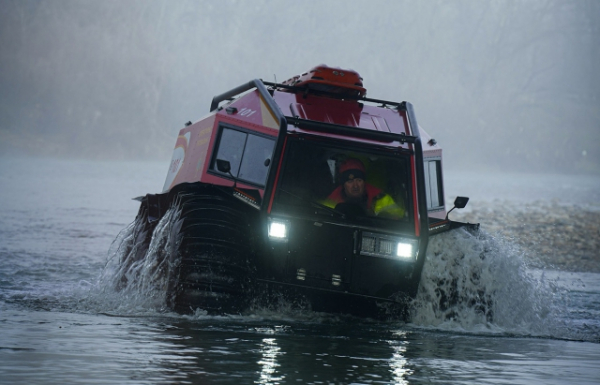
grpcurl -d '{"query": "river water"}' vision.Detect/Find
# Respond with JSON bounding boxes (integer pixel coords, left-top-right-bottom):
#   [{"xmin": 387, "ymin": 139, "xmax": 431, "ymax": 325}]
[{"xmin": 1, "ymin": 158, "xmax": 599, "ymax": 385}]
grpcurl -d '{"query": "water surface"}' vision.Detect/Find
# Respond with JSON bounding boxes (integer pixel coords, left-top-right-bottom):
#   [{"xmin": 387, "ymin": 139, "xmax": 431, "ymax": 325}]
[{"xmin": 1, "ymin": 158, "xmax": 598, "ymax": 384}]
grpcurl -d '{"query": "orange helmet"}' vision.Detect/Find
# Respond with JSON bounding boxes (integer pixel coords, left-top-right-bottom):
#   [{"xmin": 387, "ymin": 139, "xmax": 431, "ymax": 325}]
[{"xmin": 339, "ymin": 158, "xmax": 366, "ymax": 183}]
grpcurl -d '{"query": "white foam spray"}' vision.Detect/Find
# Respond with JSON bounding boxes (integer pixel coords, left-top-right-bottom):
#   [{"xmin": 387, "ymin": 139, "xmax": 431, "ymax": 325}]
[
  {"xmin": 410, "ymin": 228, "xmax": 571, "ymax": 338},
  {"xmin": 90, "ymin": 215, "xmax": 592, "ymax": 341},
  {"xmin": 87, "ymin": 208, "xmax": 180, "ymax": 316}
]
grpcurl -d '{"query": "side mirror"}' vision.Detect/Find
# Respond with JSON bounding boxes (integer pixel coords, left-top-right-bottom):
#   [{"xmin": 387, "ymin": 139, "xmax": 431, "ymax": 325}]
[
  {"xmin": 445, "ymin": 196, "xmax": 469, "ymax": 220},
  {"xmin": 216, "ymin": 159, "xmax": 237, "ymax": 188},
  {"xmin": 453, "ymin": 196, "xmax": 469, "ymax": 209},
  {"xmin": 216, "ymin": 159, "xmax": 231, "ymax": 174}
]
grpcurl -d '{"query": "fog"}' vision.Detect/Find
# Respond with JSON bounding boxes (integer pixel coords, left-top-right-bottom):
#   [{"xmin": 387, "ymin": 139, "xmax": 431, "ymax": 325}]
[{"xmin": 1, "ymin": 0, "xmax": 598, "ymax": 174}]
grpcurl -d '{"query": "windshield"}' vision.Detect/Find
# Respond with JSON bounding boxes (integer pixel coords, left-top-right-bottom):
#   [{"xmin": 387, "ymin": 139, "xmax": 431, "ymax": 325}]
[{"xmin": 272, "ymin": 138, "xmax": 413, "ymax": 231}]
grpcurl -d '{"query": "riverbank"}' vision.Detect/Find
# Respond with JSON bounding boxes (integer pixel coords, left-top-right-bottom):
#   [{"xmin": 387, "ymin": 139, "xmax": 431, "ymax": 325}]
[{"xmin": 455, "ymin": 201, "xmax": 600, "ymax": 273}]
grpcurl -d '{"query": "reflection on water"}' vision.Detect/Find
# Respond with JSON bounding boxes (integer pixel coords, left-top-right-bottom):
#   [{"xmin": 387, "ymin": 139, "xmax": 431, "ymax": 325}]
[
  {"xmin": 388, "ymin": 331, "xmax": 412, "ymax": 384},
  {"xmin": 2, "ymin": 309, "xmax": 600, "ymax": 384},
  {"xmin": 256, "ymin": 338, "xmax": 284, "ymax": 384},
  {"xmin": 250, "ymin": 326, "xmax": 414, "ymax": 384},
  {"xmin": 163, "ymin": 320, "xmax": 418, "ymax": 384}
]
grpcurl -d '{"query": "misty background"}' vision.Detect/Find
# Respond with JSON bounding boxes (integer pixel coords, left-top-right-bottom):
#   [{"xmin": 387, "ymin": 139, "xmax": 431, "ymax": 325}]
[{"xmin": 1, "ymin": 0, "xmax": 598, "ymax": 174}]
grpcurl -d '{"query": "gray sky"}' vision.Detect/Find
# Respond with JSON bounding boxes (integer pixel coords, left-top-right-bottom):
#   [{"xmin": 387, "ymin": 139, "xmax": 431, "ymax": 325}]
[{"xmin": 1, "ymin": 0, "xmax": 598, "ymax": 173}]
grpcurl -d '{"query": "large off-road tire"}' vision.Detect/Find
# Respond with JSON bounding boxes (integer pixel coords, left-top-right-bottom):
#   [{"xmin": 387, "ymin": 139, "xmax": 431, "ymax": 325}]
[{"xmin": 166, "ymin": 186, "xmax": 257, "ymax": 314}]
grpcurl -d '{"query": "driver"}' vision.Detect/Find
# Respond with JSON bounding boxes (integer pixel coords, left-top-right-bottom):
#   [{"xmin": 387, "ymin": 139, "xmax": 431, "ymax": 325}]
[{"xmin": 322, "ymin": 158, "xmax": 405, "ymax": 218}]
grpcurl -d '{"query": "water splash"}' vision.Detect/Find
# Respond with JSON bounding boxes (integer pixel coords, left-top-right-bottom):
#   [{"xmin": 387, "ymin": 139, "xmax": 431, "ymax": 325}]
[
  {"xmin": 87, "ymin": 208, "xmax": 180, "ymax": 315},
  {"xmin": 410, "ymin": 228, "xmax": 580, "ymax": 339},
  {"xmin": 87, "ymin": 213, "xmax": 597, "ymax": 342}
]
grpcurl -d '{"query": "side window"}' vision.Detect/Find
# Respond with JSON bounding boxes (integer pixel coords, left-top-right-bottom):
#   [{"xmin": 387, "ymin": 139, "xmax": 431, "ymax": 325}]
[
  {"xmin": 214, "ymin": 128, "xmax": 246, "ymax": 177},
  {"xmin": 238, "ymin": 134, "xmax": 274, "ymax": 185},
  {"xmin": 211, "ymin": 125, "xmax": 275, "ymax": 187},
  {"xmin": 424, "ymin": 159, "xmax": 444, "ymax": 210}
]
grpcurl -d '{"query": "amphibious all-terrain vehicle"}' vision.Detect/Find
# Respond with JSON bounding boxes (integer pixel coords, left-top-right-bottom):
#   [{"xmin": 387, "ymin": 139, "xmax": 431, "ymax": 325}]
[{"xmin": 118, "ymin": 65, "xmax": 476, "ymax": 317}]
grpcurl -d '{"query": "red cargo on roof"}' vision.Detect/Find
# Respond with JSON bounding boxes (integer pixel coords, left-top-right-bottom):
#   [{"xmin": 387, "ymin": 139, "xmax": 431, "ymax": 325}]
[{"xmin": 281, "ymin": 64, "xmax": 367, "ymax": 97}]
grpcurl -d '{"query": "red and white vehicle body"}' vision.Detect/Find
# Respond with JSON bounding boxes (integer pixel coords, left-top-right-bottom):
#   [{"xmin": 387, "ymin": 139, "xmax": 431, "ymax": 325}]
[{"xmin": 127, "ymin": 65, "xmax": 475, "ymax": 316}]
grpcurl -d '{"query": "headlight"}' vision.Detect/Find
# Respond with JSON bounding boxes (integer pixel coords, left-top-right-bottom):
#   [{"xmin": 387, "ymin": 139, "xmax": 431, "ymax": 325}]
[
  {"xmin": 360, "ymin": 232, "xmax": 418, "ymax": 261},
  {"xmin": 396, "ymin": 241, "xmax": 414, "ymax": 259},
  {"xmin": 268, "ymin": 220, "xmax": 288, "ymax": 241}
]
